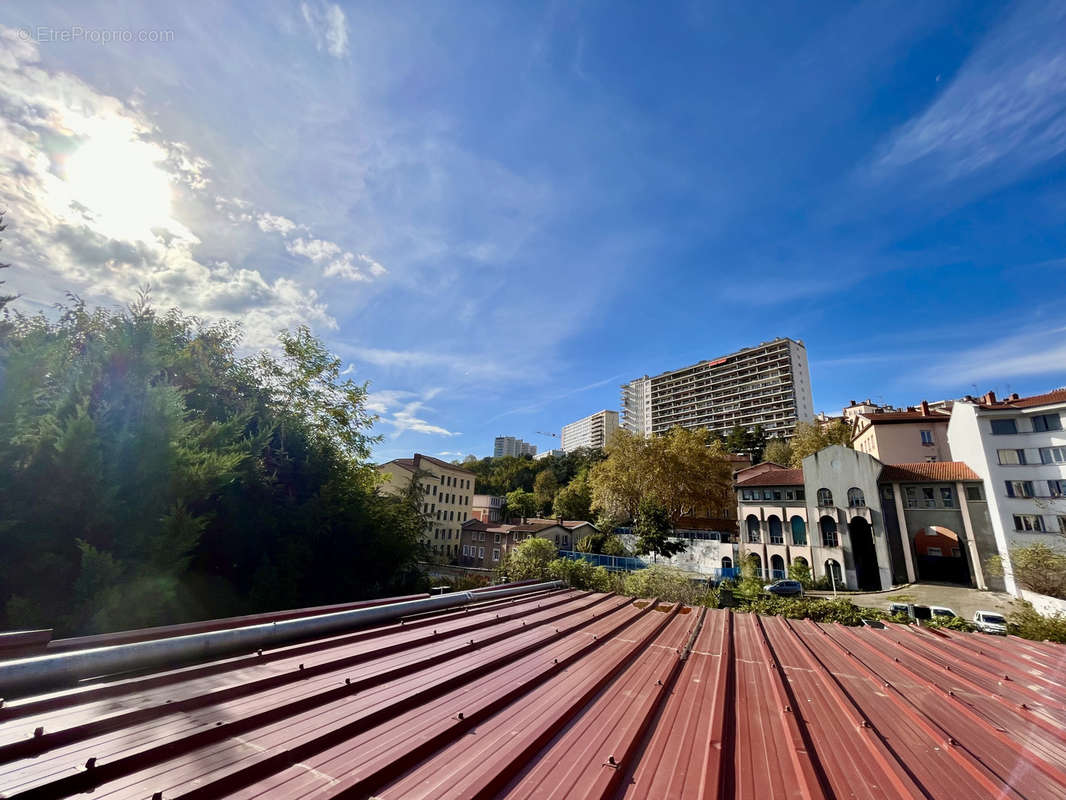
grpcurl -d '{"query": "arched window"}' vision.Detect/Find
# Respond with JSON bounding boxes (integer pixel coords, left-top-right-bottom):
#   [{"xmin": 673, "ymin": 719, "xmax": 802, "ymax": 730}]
[
  {"xmin": 746, "ymin": 514, "xmax": 761, "ymax": 543},
  {"xmin": 768, "ymin": 515, "xmax": 783, "ymax": 544},
  {"xmin": 817, "ymin": 488, "xmax": 834, "ymax": 507},
  {"xmin": 770, "ymin": 554, "xmax": 785, "ymax": 577},
  {"xmin": 820, "ymin": 515, "xmax": 839, "ymax": 547},
  {"xmin": 847, "ymin": 487, "xmax": 866, "ymax": 508},
  {"xmin": 747, "ymin": 553, "xmax": 762, "ymax": 579},
  {"xmin": 793, "ymin": 556, "xmax": 809, "ymax": 568},
  {"xmin": 823, "ymin": 559, "xmax": 843, "ymax": 586},
  {"xmin": 790, "ymin": 516, "xmax": 807, "ymax": 545},
  {"xmin": 721, "ymin": 556, "xmax": 733, "ymax": 570}
]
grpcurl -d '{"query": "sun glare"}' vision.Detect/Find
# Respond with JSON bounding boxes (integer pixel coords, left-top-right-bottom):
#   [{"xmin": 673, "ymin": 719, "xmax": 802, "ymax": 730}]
[{"xmin": 64, "ymin": 127, "xmax": 174, "ymax": 242}]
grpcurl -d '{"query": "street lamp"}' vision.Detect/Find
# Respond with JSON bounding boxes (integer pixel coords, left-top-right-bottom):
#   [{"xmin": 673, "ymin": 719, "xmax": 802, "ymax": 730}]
[{"xmin": 826, "ymin": 559, "xmax": 838, "ymax": 597}]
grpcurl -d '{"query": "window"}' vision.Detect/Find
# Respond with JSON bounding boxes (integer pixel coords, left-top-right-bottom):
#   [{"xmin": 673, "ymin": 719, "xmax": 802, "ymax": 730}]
[
  {"xmin": 462, "ymin": 545, "xmax": 469, "ymax": 556},
  {"xmin": 820, "ymin": 516, "xmax": 838, "ymax": 547},
  {"xmin": 940, "ymin": 487, "xmax": 955, "ymax": 507},
  {"xmin": 847, "ymin": 487, "xmax": 865, "ymax": 508},
  {"xmin": 926, "ymin": 546, "xmax": 942, "ymax": 557},
  {"xmin": 990, "ymin": 419, "xmax": 1017, "ymax": 435},
  {"xmin": 790, "ymin": 516, "xmax": 807, "ymax": 546},
  {"xmin": 965, "ymin": 485, "xmax": 984, "ymax": 502},
  {"xmin": 920, "ymin": 429, "xmax": 934, "ymax": 445},
  {"xmin": 478, "ymin": 547, "xmax": 484, "ymax": 558},
  {"xmin": 746, "ymin": 515, "xmax": 761, "ymax": 543},
  {"xmin": 1059, "ymin": 516, "xmax": 1066, "ymax": 535},
  {"xmin": 1005, "ymin": 480, "xmax": 1035, "ymax": 498},
  {"xmin": 762, "ymin": 489, "xmax": 773, "ymax": 500},
  {"xmin": 796, "ymin": 488, "xmax": 805, "ymax": 501},
  {"xmin": 742, "ymin": 489, "xmax": 753, "ymax": 501},
  {"xmin": 880, "ymin": 485, "xmax": 893, "ymax": 501},
  {"xmin": 768, "ymin": 516, "xmax": 783, "ymax": 544},
  {"xmin": 785, "ymin": 489, "xmax": 795, "ymax": 501},
  {"xmin": 817, "ymin": 488, "xmax": 833, "ymax": 507},
  {"xmin": 1040, "ymin": 446, "xmax": 1066, "ymax": 464},
  {"xmin": 997, "ymin": 449, "xmax": 1026, "ymax": 465},
  {"xmin": 1032, "ymin": 414, "xmax": 1063, "ymax": 432},
  {"xmin": 1013, "ymin": 514, "xmax": 1044, "ymax": 532},
  {"xmin": 772, "ymin": 489, "xmax": 782, "ymax": 501},
  {"xmin": 1049, "ymin": 480, "xmax": 1065, "ymax": 498},
  {"xmin": 492, "ymin": 549, "xmax": 500, "ymax": 561},
  {"xmin": 494, "ymin": 533, "xmax": 501, "ymax": 543}
]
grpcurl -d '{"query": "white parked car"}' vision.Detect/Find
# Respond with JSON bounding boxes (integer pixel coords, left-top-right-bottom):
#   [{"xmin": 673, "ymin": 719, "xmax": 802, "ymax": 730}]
[
  {"xmin": 929, "ymin": 606, "xmax": 957, "ymax": 620},
  {"xmin": 973, "ymin": 610, "xmax": 1008, "ymax": 635}
]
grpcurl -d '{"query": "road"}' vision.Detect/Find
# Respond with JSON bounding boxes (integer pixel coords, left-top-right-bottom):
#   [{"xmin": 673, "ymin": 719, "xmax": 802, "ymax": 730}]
[{"xmin": 808, "ymin": 583, "xmax": 1018, "ymax": 620}]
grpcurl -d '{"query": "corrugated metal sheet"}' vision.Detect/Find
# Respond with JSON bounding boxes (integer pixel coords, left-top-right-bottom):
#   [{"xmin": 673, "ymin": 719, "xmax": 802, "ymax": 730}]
[{"xmin": 1, "ymin": 590, "xmax": 1064, "ymax": 799}]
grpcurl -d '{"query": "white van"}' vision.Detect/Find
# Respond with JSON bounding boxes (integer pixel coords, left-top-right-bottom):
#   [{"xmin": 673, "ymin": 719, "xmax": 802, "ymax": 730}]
[{"xmin": 973, "ymin": 610, "xmax": 1007, "ymax": 635}]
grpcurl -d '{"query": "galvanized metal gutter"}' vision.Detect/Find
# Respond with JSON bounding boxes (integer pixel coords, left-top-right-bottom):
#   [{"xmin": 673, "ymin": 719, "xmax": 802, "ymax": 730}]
[{"xmin": 0, "ymin": 581, "xmax": 562, "ymax": 699}]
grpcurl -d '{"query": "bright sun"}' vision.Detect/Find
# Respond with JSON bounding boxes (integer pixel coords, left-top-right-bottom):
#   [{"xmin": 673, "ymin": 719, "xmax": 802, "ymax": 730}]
[{"xmin": 64, "ymin": 126, "xmax": 174, "ymax": 242}]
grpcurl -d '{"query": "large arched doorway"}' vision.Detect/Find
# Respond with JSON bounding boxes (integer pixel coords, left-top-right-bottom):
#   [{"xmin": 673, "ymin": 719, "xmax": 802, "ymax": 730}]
[
  {"xmin": 770, "ymin": 554, "xmax": 785, "ymax": 579},
  {"xmin": 746, "ymin": 553, "xmax": 762, "ymax": 579},
  {"xmin": 847, "ymin": 517, "xmax": 880, "ymax": 590},
  {"xmin": 790, "ymin": 516, "xmax": 807, "ymax": 545},
  {"xmin": 913, "ymin": 526, "xmax": 970, "ymax": 584}
]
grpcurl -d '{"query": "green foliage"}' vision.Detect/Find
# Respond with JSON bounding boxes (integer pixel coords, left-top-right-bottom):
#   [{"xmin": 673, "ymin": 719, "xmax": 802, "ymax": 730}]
[
  {"xmin": 737, "ymin": 595, "xmax": 887, "ymax": 626},
  {"xmin": 533, "ymin": 468, "xmax": 560, "ymax": 513},
  {"xmin": 505, "ymin": 487, "xmax": 539, "ymax": 519},
  {"xmin": 986, "ymin": 544, "xmax": 1066, "ymax": 599},
  {"xmin": 633, "ymin": 499, "xmax": 685, "ymax": 560},
  {"xmin": 1006, "ymin": 603, "xmax": 1066, "ymax": 643},
  {"xmin": 926, "ymin": 615, "xmax": 973, "ymax": 632},
  {"xmin": 463, "ymin": 448, "xmax": 605, "ymax": 497},
  {"xmin": 503, "ymin": 537, "xmax": 557, "ymax": 581},
  {"xmin": 548, "ymin": 558, "xmax": 611, "ymax": 592},
  {"xmin": 736, "ymin": 554, "xmax": 765, "ymax": 597},
  {"xmin": 787, "ymin": 559, "xmax": 813, "ymax": 587},
  {"xmin": 601, "ymin": 535, "xmax": 631, "ymax": 557},
  {"xmin": 552, "ymin": 474, "xmax": 592, "ymax": 521},
  {"xmin": 0, "ymin": 298, "xmax": 426, "ymax": 635},
  {"xmin": 789, "ymin": 420, "xmax": 853, "ymax": 467},
  {"xmin": 620, "ymin": 564, "xmax": 700, "ymax": 604},
  {"xmin": 763, "ymin": 437, "xmax": 793, "ymax": 466}
]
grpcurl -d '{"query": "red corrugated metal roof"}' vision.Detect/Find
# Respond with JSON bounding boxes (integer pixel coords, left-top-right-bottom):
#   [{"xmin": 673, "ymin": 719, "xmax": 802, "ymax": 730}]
[{"xmin": 1, "ymin": 592, "xmax": 1064, "ymax": 798}]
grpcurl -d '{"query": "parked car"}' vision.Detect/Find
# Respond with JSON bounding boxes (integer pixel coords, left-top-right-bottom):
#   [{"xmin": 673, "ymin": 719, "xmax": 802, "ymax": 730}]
[
  {"xmin": 973, "ymin": 610, "xmax": 1008, "ymax": 635},
  {"xmin": 888, "ymin": 602, "xmax": 910, "ymax": 616},
  {"xmin": 763, "ymin": 580, "xmax": 803, "ymax": 597},
  {"xmin": 930, "ymin": 606, "xmax": 957, "ymax": 620}
]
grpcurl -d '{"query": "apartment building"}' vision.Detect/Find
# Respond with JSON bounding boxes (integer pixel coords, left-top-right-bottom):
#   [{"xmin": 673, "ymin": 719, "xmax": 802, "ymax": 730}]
[
  {"xmin": 560, "ymin": 410, "xmax": 619, "ymax": 452},
  {"xmin": 472, "ymin": 494, "xmax": 505, "ymax": 523},
  {"xmin": 947, "ymin": 388, "xmax": 1066, "ymax": 595},
  {"xmin": 493, "ymin": 436, "xmax": 537, "ymax": 458},
  {"xmin": 851, "ymin": 400, "xmax": 952, "ymax": 463},
  {"xmin": 534, "ymin": 448, "xmax": 565, "ymax": 461},
  {"xmin": 621, "ymin": 338, "xmax": 815, "ymax": 440},
  {"xmin": 376, "ymin": 453, "xmax": 475, "ymax": 558},
  {"xmin": 735, "ymin": 446, "xmax": 995, "ymax": 591},
  {"xmin": 458, "ymin": 518, "xmax": 596, "ymax": 569}
]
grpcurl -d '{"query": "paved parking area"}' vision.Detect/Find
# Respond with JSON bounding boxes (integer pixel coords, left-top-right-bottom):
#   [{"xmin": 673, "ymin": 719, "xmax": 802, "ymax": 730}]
[{"xmin": 809, "ymin": 583, "xmax": 1018, "ymax": 620}]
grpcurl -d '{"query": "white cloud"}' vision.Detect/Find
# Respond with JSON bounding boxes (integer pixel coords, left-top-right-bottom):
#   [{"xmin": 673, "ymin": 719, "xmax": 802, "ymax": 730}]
[
  {"xmin": 0, "ymin": 26, "xmax": 334, "ymax": 348},
  {"xmin": 286, "ymin": 236, "xmax": 385, "ymax": 281},
  {"xmin": 366, "ymin": 388, "xmax": 459, "ymax": 438},
  {"xmin": 300, "ymin": 1, "xmax": 350, "ymax": 58},
  {"xmin": 916, "ymin": 325, "xmax": 1066, "ymax": 387},
  {"xmin": 256, "ymin": 212, "xmax": 298, "ymax": 235},
  {"xmin": 346, "ymin": 345, "xmax": 523, "ymax": 381},
  {"xmin": 872, "ymin": 0, "xmax": 1066, "ymax": 184}
]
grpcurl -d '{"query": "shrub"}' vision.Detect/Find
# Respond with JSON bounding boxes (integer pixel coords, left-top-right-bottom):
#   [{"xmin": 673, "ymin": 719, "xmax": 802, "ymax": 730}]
[
  {"xmin": 503, "ymin": 537, "xmax": 557, "ymax": 581},
  {"xmin": 787, "ymin": 560, "xmax": 813, "ymax": 588},
  {"xmin": 548, "ymin": 557, "xmax": 611, "ymax": 592},
  {"xmin": 1006, "ymin": 603, "xmax": 1066, "ymax": 643},
  {"xmin": 926, "ymin": 615, "xmax": 973, "ymax": 632},
  {"xmin": 620, "ymin": 564, "xmax": 700, "ymax": 604},
  {"xmin": 986, "ymin": 544, "xmax": 1066, "ymax": 599},
  {"xmin": 735, "ymin": 595, "xmax": 887, "ymax": 626}
]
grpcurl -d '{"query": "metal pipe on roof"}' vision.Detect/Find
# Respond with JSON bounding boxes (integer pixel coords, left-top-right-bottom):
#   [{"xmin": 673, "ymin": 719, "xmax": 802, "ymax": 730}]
[{"xmin": 0, "ymin": 581, "xmax": 563, "ymax": 699}]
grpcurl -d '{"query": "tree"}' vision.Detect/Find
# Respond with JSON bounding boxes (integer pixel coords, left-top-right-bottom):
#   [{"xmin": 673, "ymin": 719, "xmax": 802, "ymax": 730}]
[
  {"xmin": 503, "ymin": 537, "xmax": 557, "ymax": 581},
  {"xmin": 533, "ymin": 468, "xmax": 560, "ymax": 513},
  {"xmin": 601, "ymin": 535, "xmax": 631, "ymax": 557},
  {"xmin": 748, "ymin": 424, "xmax": 767, "ymax": 464},
  {"xmin": 589, "ymin": 427, "xmax": 733, "ymax": 523},
  {"xmin": 788, "ymin": 559, "xmax": 813, "ymax": 587},
  {"xmin": 986, "ymin": 544, "xmax": 1066, "ymax": 599},
  {"xmin": 505, "ymin": 487, "xmax": 539, "ymax": 519},
  {"xmin": 633, "ymin": 499, "xmax": 685, "ymax": 561},
  {"xmin": 553, "ymin": 475, "xmax": 592, "ymax": 521},
  {"xmin": 725, "ymin": 426, "xmax": 748, "ymax": 454},
  {"xmin": 824, "ymin": 418, "xmax": 853, "ymax": 446},
  {"xmin": 763, "ymin": 437, "xmax": 793, "ymax": 466}
]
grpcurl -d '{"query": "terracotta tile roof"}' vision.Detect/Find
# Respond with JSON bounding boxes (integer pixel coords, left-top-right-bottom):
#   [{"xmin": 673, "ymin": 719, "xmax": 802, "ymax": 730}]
[
  {"xmin": 879, "ymin": 461, "xmax": 980, "ymax": 482},
  {"xmin": 4, "ymin": 592, "xmax": 1064, "ymax": 799},
  {"xmin": 382, "ymin": 453, "xmax": 475, "ymax": 475},
  {"xmin": 525, "ymin": 518, "xmax": 597, "ymax": 530},
  {"xmin": 735, "ymin": 467, "xmax": 805, "ymax": 487},
  {"xmin": 978, "ymin": 387, "xmax": 1066, "ymax": 410}
]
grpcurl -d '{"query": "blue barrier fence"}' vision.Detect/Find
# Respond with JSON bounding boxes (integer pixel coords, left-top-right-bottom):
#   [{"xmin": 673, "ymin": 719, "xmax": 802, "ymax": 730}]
[{"xmin": 557, "ymin": 552, "xmax": 789, "ymax": 582}]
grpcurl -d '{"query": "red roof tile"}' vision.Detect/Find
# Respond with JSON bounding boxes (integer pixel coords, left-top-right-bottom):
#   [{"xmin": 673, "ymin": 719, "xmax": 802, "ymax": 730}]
[
  {"xmin": 736, "ymin": 467, "xmax": 805, "ymax": 486},
  {"xmin": 2, "ymin": 592, "xmax": 1064, "ymax": 799},
  {"xmin": 858, "ymin": 409, "xmax": 951, "ymax": 423},
  {"xmin": 384, "ymin": 453, "xmax": 476, "ymax": 475},
  {"xmin": 879, "ymin": 461, "xmax": 980, "ymax": 482},
  {"xmin": 978, "ymin": 387, "xmax": 1066, "ymax": 410}
]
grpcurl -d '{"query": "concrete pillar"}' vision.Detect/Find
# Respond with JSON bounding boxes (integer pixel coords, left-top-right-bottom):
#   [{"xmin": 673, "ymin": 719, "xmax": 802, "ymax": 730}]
[
  {"xmin": 957, "ymin": 481, "xmax": 987, "ymax": 590},
  {"xmin": 892, "ymin": 482, "xmax": 917, "ymax": 583}
]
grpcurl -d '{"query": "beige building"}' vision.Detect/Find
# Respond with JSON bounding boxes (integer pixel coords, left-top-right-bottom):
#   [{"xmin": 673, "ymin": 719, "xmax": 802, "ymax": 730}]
[
  {"xmin": 377, "ymin": 453, "xmax": 475, "ymax": 558},
  {"xmin": 851, "ymin": 401, "xmax": 952, "ymax": 463},
  {"xmin": 459, "ymin": 518, "xmax": 597, "ymax": 569}
]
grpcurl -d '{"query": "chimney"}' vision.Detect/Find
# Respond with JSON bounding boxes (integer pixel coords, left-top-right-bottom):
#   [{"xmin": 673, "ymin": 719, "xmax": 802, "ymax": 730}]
[
  {"xmin": 985, "ymin": 391, "xmax": 996, "ymax": 405},
  {"xmin": 921, "ymin": 400, "xmax": 929, "ymax": 416},
  {"xmin": 1010, "ymin": 392, "xmax": 1019, "ymax": 401},
  {"xmin": 557, "ymin": 516, "xmax": 563, "ymax": 525}
]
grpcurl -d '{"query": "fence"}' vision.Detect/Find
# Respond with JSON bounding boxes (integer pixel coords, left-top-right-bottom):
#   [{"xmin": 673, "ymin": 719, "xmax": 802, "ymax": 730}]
[{"xmin": 556, "ymin": 553, "xmax": 788, "ymax": 584}]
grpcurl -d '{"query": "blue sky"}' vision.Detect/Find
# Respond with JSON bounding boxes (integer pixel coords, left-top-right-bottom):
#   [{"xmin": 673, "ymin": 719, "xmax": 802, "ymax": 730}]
[{"xmin": 2, "ymin": 1, "xmax": 1065, "ymax": 463}]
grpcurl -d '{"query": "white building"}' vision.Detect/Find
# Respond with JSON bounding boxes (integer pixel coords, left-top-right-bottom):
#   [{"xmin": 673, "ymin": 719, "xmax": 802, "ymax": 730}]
[
  {"xmin": 621, "ymin": 337, "xmax": 815, "ymax": 440},
  {"xmin": 533, "ymin": 448, "xmax": 565, "ymax": 461},
  {"xmin": 560, "ymin": 410, "xmax": 619, "ymax": 452},
  {"xmin": 947, "ymin": 388, "xmax": 1066, "ymax": 595},
  {"xmin": 493, "ymin": 436, "xmax": 537, "ymax": 458}
]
